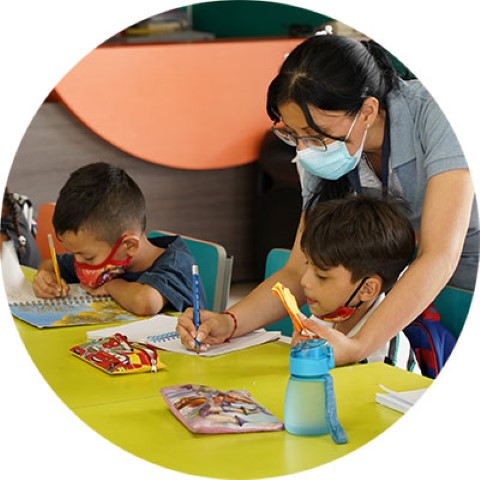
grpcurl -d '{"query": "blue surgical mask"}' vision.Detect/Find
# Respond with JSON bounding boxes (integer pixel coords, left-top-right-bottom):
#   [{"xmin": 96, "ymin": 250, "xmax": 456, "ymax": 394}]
[{"xmin": 297, "ymin": 114, "xmax": 367, "ymax": 180}]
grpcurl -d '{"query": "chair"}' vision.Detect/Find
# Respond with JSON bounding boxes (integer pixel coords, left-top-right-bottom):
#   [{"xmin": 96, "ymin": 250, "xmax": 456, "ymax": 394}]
[
  {"xmin": 148, "ymin": 230, "xmax": 233, "ymax": 313},
  {"xmin": 35, "ymin": 203, "xmax": 67, "ymax": 260},
  {"xmin": 264, "ymin": 248, "xmax": 310, "ymax": 336},
  {"xmin": 432, "ymin": 285, "xmax": 473, "ymax": 338}
]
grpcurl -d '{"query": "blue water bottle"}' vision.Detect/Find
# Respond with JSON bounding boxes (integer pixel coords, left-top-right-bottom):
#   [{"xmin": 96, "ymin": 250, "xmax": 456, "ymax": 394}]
[{"xmin": 284, "ymin": 339, "xmax": 347, "ymax": 444}]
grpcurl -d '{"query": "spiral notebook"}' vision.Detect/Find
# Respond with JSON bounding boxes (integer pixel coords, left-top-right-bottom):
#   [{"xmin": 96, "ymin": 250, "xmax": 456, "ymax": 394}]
[
  {"xmin": 9, "ymin": 290, "xmax": 145, "ymax": 329},
  {"xmin": 3, "ymin": 242, "xmax": 145, "ymax": 329},
  {"xmin": 87, "ymin": 314, "xmax": 282, "ymax": 357}
]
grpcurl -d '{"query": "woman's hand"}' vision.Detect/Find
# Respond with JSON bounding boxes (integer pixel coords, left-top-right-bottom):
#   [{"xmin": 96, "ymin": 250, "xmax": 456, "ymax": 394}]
[{"xmin": 176, "ymin": 308, "xmax": 235, "ymax": 351}]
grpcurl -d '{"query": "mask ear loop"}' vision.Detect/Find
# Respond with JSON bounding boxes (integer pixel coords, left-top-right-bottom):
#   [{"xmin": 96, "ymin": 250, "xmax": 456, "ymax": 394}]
[
  {"xmin": 345, "ymin": 276, "xmax": 369, "ymax": 308},
  {"xmin": 344, "ymin": 112, "xmax": 360, "ymax": 142}
]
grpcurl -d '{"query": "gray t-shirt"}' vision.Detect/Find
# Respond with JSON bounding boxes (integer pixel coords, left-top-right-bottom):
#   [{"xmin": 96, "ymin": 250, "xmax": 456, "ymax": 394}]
[{"xmin": 296, "ymin": 79, "xmax": 478, "ymax": 290}]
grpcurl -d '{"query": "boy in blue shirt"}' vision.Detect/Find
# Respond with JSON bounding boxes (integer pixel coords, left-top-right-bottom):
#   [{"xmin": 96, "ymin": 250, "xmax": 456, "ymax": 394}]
[{"xmin": 32, "ymin": 162, "xmax": 205, "ymax": 315}]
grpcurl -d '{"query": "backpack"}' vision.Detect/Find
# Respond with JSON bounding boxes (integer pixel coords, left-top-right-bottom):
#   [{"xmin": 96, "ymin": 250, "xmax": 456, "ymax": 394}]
[
  {"xmin": 403, "ymin": 304, "xmax": 457, "ymax": 379},
  {"xmin": 12, "ymin": 192, "xmax": 37, "ymax": 238}
]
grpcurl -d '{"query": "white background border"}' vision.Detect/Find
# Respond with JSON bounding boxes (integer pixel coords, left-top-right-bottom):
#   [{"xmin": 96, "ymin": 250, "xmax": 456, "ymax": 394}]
[{"xmin": 1, "ymin": 1, "xmax": 478, "ymax": 479}]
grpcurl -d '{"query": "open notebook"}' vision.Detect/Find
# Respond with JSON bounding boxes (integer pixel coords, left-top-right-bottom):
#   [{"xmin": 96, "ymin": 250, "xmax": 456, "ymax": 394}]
[
  {"xmin": 3, "ymin": 240, "xmax": 145, "ymax": 328},
  {"xmin": 87, "ymin": 314, "xmax": 282, "ymax": 357}
]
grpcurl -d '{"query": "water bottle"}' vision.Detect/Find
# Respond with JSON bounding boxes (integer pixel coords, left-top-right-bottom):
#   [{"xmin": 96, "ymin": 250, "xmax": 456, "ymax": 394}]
[{"xmin": 284, "ymin": 339, "xmax": 347, "ymax": 444}]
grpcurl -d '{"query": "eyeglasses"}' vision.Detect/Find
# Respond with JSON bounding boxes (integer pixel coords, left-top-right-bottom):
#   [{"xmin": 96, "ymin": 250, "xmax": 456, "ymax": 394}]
[{"xmin": 271, "ymin": 124, "xmax": 328, "ymax": 151}]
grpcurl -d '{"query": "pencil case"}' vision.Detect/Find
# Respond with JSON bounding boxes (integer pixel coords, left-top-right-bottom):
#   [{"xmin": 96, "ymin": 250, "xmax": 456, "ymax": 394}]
[
  {"xmin": 160, "ymin": 384, "xmax": 284, "ymax": 434},
  {"xmin": 70, "ymin": 333, "xmax": 165, "ymax": 374}
]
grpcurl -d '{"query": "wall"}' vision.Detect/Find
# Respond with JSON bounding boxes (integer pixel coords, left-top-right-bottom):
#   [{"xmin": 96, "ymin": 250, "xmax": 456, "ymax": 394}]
[
  {"xmin": 7, "ymin": 103, "xmax": 259, "ymax": 281},
  {"xmin": 192, "ymin": 0, "xmax": 331, "ymax": 38}
]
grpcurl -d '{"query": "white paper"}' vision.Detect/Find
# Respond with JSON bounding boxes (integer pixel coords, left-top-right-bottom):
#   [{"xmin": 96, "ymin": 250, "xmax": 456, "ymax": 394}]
[
  {"xmin": 1, "ymin": 240, "xmax": 36, "ymax": 302},
  {"xmin": 1, "ymin": 245, "xmax": 103, "ymax": 306},
  {"xmin": 87, "ymin": 314, "xmax": 281, "ymax": 357},
  {"xmin": 375, "ymin": 385, "xmax": 428, "ymax": 414}
]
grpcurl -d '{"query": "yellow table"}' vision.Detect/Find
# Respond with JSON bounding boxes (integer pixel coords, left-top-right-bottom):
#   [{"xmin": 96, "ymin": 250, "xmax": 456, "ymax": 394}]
[{"xmin": 14, "ymin": 316, "xmax": 432, "ymax": 479}]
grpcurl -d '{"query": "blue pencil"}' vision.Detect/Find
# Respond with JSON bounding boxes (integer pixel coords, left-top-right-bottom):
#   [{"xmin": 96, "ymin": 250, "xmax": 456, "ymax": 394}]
[{"xmin": 192, "ymin": 264, "xmax": 201, "ymax": 352}]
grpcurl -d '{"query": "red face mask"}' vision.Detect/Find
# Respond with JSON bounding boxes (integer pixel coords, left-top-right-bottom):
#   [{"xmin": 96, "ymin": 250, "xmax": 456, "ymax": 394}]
[
  {"xmin": 320, "ymin": 277, "xmax": 368, "ymax": 323},
  {"xmin": 74, "ymin": 236, "xmax": 132, "ymax": 288}
]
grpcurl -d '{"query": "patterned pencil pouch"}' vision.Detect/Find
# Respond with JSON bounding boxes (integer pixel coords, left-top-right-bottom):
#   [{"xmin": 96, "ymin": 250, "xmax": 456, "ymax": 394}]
[
  {"xmin": 160, "ymin": 384, "xmax": 284, "ymax": 434},
  {"xmin": 70, "ymin": 333, "xmax": 165, "ymax": 374}
]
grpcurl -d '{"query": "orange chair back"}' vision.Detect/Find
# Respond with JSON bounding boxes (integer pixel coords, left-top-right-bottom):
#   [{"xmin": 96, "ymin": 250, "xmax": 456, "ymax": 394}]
[{"xmin": 36, "ymin": 203, "xmax": 66, "ymax": 260}]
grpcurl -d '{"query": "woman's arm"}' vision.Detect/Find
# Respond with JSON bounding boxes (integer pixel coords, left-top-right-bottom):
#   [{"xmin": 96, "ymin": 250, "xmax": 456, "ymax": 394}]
[
  {"xmin": 177, "ymin": 213, "xmax": 308, "ymax": 348},
  {"xmin": 230, "ymin": 211, "xmax": 308, "ymax": 335},
  {"xmin": 317, "ymin": 169, "xmax": 475, "ymax": 365}
]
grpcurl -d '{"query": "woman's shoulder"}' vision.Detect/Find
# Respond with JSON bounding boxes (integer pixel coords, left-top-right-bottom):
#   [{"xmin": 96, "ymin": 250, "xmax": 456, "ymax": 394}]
[
  {"xmin": 389, "ymin": 79, "xmax": 453, "ymax": 136},
  {"xmin": 390, "ymin": 79, "xmax": 433, "ymax": 108}
]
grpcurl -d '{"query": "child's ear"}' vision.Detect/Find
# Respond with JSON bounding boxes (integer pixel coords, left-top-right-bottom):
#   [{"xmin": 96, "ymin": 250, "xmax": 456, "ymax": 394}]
[
  {"xmin": 359, "ymin": 276, "xmax": 382, "ymax": 301},
  {"xmin": 122, "ymin": 234, "xmax": 140, "ymax": 257}
]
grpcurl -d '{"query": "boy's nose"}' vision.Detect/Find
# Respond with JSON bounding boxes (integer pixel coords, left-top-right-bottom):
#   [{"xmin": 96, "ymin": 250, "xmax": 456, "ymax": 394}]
[{"xmin": 300, "ymin": 270, "xmax": 309, "ymax": 290}]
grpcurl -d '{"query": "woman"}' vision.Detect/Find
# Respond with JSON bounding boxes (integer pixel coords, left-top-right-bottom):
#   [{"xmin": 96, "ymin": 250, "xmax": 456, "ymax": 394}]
[{"xmin": 177, "ymin": 33, "xmax": 478, "ymax": 366}]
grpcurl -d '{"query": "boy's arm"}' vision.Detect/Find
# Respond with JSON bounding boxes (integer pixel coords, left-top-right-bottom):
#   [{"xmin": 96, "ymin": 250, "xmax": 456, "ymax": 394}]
[{"xmin": 86, "ymin": 278, "xmax": 167, "ymax": 316}]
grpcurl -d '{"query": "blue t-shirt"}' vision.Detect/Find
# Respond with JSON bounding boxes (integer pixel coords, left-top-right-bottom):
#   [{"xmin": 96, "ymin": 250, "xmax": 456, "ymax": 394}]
[{"xmin": 56, "ymin": 235, "xmax": 206, "ymax": 312}]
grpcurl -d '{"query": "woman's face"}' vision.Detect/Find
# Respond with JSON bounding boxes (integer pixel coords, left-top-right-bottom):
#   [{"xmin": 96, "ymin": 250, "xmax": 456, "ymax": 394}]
[{"xmin": 277, "ymin": 101, "xmax": 367, "ymax": 155}]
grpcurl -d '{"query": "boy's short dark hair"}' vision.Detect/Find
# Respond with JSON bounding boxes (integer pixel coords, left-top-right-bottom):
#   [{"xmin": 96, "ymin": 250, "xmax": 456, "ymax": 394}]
[
  {"xmin": 53, "ymin": 162, "xmax": 146, "ymax": 244},
  {"xmin": 301, "ymin": 195, "xmax": 416, "ymax": 292}
]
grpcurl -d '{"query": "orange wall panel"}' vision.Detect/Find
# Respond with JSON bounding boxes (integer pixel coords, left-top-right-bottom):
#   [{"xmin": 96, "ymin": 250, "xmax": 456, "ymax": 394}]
[{"xmin": 54, "ymin": 39, "xmax": 302, "ymax": 170}]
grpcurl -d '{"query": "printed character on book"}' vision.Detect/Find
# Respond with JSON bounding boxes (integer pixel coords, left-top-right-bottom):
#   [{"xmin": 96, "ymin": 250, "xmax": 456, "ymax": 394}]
[{"xmin": 169, "ymin": 385, "xmax": 278, "ymax": 428}]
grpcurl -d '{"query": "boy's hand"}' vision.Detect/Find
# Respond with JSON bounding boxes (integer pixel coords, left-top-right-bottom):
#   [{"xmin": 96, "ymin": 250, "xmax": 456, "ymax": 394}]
[
  {"xmin": 291, "ymin": 328, "xmax": 318, "ymax": 347},
  {"xmin": 32, "ymin": 269, "xmax": 68, "ymax": 298},
  {"xmin": 299, "ymin": 317, "xmax": 363, "ymax": 366}
]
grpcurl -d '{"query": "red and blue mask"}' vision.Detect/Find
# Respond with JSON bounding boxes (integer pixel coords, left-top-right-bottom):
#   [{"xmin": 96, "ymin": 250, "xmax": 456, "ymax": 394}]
[{"xmin": 74, "ymin": 236, "xmax": 132, "ymax": 288}]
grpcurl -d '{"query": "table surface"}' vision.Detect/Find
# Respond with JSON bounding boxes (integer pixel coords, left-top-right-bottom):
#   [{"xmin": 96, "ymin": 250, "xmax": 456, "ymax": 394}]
[{"xmin": 14, "ymin": 316, "xmax": 432, "ymax": 479}]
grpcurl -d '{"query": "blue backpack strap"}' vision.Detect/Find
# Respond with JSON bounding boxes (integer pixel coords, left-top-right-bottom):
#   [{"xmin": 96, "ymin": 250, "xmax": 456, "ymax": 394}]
[{"xmin": 324, "ymin": 373, "xmax": 348, "ymax": 444}]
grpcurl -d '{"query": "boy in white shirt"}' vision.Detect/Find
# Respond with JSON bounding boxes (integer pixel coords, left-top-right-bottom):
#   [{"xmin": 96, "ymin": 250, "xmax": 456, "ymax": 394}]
[{"xmin": 293, "ymin": 194, "xmax": 419, "ymax": 372}]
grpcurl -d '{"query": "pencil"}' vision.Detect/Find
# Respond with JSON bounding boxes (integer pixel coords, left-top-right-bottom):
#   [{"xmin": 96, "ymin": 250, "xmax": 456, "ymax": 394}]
[
  {"xmin": 192, "ymin": 264, "xmax": 201, "ymax": 352},
  {"xmin": 48, "ymin": 233, "xmax": 62, "ymax": 286}
]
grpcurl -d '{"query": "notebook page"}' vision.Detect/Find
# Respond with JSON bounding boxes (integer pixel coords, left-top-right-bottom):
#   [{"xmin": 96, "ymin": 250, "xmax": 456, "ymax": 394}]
[
  {"xmin": 375, "ymin": 387, "xmax": 428, "ymax": 414},
  {"xmin": 87, "ymin": 314, "xmax": 178, "ymax": 340},
  {"xmin": 1, "ymin": 240, "xmax": 36, "ymax": 303},
  {"xmin": 87, "ymin": 315, "xmax": 281, "ymax": 357},
  {"xmin": 2, "ymin": 240, "xmax": 109, "ymax": 306},
  {"xmin": 146, "ymin": 329, "xmax": 281, "ymax": 356}
]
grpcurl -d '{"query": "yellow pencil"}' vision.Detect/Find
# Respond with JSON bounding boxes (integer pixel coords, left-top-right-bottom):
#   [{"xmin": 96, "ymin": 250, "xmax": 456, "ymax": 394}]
[{"xmin": 48, "ymin": 233, "xmax": 62, "ymax": 286}]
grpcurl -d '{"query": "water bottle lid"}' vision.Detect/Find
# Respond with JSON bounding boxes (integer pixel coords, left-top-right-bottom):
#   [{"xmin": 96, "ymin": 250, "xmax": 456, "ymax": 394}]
[{"xmin": 290, "ymin": 338, "xmax": 334, "ymax": 377}]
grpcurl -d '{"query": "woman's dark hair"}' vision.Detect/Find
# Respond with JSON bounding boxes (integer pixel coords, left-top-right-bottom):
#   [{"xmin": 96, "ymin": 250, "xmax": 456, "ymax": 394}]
[
  {"xmin": 301, "ymin": 194, "xmax": 415, "ymax": 292},
  {"xmin": 266, "ymin": 35, "xmax": 401, "ymax": 204}
]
